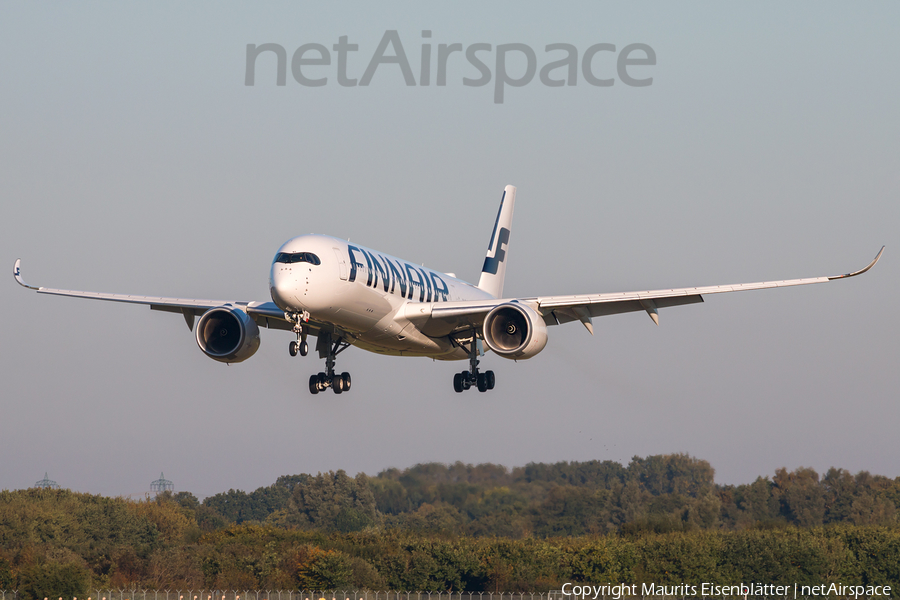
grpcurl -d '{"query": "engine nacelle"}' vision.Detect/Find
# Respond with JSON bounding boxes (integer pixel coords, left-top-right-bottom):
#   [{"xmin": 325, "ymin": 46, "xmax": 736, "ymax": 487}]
[
  {"xmin": 195, "ymin": 306, "xmax": 261, "ymax": 363},
  {"xmin": 482, "ymin": 303, "xmax": 548, "ymax": 360}
]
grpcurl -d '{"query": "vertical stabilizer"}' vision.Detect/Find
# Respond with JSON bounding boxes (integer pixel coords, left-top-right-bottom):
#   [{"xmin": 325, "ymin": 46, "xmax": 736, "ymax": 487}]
[{"xmin": 477, "ymin": 185, "xmax": 516, "ymax": 298}]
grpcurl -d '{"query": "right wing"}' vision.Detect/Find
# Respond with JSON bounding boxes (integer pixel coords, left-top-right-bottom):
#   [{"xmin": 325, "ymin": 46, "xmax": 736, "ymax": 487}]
[{"xmin": 13, "ymin": 259, "xmax": 302, "ymax": 332}]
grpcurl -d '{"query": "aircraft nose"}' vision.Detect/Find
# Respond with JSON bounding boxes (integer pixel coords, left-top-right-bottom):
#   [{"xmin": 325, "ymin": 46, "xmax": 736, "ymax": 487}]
[{"xmin": 270, "ymin": 267, "xmax": 296, "ymax": 310}]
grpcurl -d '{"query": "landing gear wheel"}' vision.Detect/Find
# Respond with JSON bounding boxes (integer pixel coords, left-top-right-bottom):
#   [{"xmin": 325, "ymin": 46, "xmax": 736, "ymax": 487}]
[
  {"xmin": 310, "ymin": 332, "xmax": 351, "ymax": 395},
  {"xmin": 289, "ymin": 341, "xmax": 299, "ymax": 357},
  {"xmin": 453, "ymin": 372, "xmax": 464, "ymax": 393},
  {"xmin": 451, "ymin": 335, "xmax": 496, "ymax": 393},
  {"xmin": 477, "ymin": 373, "xmax": 488, "ymax": 392},
  {"xmin": 308, "ymin": 374, "xmax": 319, "ymax": 394},
  {"xmin": 299, "ymin": 340, "xmax": 308, "ymax": 356}
]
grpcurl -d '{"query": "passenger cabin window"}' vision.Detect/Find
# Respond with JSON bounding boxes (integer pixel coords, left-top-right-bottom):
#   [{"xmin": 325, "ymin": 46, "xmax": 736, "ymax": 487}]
[{"xmin": 275, "ymin": 252, "xmax": 321, "ymax": 265}]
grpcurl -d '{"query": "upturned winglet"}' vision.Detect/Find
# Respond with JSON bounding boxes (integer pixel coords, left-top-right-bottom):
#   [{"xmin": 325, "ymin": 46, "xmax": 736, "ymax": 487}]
[
  {"xmin": 13, "ymin": 259, "xmax": 40, "ymax": 290},
  {"xmin": 827, "ymin": 246, "xmax": 885, "ymax": 280}
]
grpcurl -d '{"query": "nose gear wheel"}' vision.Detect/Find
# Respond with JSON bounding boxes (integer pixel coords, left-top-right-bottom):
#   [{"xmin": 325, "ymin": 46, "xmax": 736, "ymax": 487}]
[{"xmin": 286, "ymin": 311, "xmax": 310, "ymax": 357}]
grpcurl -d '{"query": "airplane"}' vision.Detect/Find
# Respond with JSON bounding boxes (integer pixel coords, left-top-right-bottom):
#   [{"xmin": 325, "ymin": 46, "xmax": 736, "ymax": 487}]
[{"xmin": 14, "ymin": 185, "xmax": 883, "ymax": 395}]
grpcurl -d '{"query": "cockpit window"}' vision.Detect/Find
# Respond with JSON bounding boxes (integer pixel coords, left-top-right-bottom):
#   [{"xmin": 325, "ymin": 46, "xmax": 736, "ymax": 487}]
[{"xmin": 275, "ymin": 252, "xmax": 321, "ymax": 265}]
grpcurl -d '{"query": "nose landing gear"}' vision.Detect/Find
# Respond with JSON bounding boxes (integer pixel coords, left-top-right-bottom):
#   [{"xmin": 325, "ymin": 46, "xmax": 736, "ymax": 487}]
[
  {"xmin": 452, "ymin": 335, "xmax": 496, "ymax": 393},
  {"xmin": 287, "ymin": 311, "xmax": 310, "ymax": 357},
  {"xmin": 308, "ymin": 332, "xmax": 352, "ymax": 395}
]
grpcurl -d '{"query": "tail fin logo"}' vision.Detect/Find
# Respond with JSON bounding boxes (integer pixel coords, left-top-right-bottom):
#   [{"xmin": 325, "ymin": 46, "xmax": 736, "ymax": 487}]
[
  {"xmin": 482, "ymin": 190, "xmax": 509, "ymax": 275},
  {"xmin": 482, "ymin": 227, "xmax": 509, "ymax": 275}
]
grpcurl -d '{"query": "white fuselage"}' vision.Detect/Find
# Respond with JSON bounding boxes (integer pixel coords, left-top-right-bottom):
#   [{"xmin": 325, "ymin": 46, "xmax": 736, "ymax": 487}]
[{"xmin": 269, "ymin": 234, "xmax": 494, "ymax": 359}]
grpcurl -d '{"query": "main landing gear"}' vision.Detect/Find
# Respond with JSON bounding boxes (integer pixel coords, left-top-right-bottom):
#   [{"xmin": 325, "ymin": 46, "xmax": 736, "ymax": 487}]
[
  {"xmin": 453, "ymin": 336, "xmax": 496, "ymax": 393},
  {"xmin": 308, "ymin": 331, "xmax": 352, "ymax": 395}
]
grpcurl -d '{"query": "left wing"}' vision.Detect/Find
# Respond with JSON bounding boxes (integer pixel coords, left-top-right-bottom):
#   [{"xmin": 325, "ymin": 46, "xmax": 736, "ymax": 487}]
[
  {"xmin": 408, "ymin": 247, "xmax": 884, "ymax": 336},
  {"xmin": 13, "ymin": 259, "xmax": 295, "ymax": 332}
]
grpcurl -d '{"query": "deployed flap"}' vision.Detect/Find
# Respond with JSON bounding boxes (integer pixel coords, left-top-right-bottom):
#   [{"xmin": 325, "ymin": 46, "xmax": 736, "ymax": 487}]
[{"xmin": 477, "ymin": 185, "xmax": 516, "ymax": 298}]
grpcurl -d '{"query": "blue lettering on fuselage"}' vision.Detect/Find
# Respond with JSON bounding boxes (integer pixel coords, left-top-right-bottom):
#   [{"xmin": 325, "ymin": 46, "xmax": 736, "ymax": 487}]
[
  {"xmin": 387, "ymin": 258, "xmax": 407, "ymax": 297},
  {"xmin": 430, "ymin": 272, "xmax": 450, "ymax": 300},
  {"xmin": 347, "ymin": 245, "xmax": 365, "ymax": 283},
  {"xmin": 405, "ymin": 264, "xmax": 425, "ymax": 302},
  {"xmin": 346, "ymin": 245, "xmax": 448, "ymax": 302},
  {"xmin": 361, "ymin": 248, "xmax": 374, "ymax": 287},
  {"xmin": 369, "ymin": 251, "xmax": 390, "ymax": 293},
  {"xmin": 421, "ymin": 267, "xmax": 433, "ymax": 302}
]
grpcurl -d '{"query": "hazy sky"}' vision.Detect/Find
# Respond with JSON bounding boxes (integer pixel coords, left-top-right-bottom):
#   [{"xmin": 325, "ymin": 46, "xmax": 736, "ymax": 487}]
[{"xmin": 2, "ymin": 2, "xmax": 898, "ymax": 498}]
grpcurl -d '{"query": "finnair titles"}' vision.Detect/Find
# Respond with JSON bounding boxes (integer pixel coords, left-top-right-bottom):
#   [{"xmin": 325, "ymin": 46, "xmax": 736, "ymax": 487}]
[
  {"xmin": 347, "ymin": 245, "xmax": 451, "ymax": 303},
  {"xmin": 15, "ymin": 185, "xmax": 883, "ymax": 395}
]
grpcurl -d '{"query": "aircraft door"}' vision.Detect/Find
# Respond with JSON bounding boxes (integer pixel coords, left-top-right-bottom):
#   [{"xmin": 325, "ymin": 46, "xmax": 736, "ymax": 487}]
[{"xmin": 333, "ymin": 247, "xmax": 349, "ymax": 280}]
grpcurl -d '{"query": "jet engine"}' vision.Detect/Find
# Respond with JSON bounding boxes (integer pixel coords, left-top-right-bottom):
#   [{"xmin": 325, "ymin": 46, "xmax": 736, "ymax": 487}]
[
  {"xmin": 482, "ymin": 303, "xmax": 548, "ymax": 360},
  {"xmin": 195, "ymin": 306, "xmax": 261, "ymax": 363}
]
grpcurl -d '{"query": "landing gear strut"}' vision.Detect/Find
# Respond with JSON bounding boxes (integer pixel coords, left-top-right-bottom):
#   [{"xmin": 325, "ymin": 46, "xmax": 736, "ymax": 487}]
[
  {"xmin": 286, "ymin": 311, "xmax": 310, "ymax": 357},
  {"xmin": 308, "ymin": 332, "xmax": 351, "ymax": 395},
  {"xmin": 453, "ymin": 335, "xmax": 495, "ymax": 393}
]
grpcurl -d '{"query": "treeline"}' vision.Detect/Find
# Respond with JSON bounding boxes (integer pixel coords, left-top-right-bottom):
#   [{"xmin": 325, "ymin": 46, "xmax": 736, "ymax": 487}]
[
  {"xmin": 200, "ymin": 455, "xmax": 900, "ymax": 535},
  {"xmin": 1, "ymin": 455, "xmax": 899, "ymax": 597}
]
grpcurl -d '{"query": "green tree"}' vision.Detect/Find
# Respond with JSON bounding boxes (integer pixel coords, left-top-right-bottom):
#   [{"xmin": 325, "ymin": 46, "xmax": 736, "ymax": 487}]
[
  {"xmin": 0, "ymin": 555, "xmax": 12, "ymax": 589},
  {"xmin": 773, "ymin": 467, "xmax": 826, "ymax": 527},
  {"xmin": 628, "ymin": 454, "xmax": 716, "ymax": 497},
  {"xmin": 733, "ymin": 476, "xmax": 782, "ymax": 525},
  {"xmin": 293, "ymin": 545, "xmax": 354, "ymax": 589},
  {"xmin": 370, "ymin": 477, "xmax": 411, "ymax": 515},
  {"xmin": 281, "ymin": 470, "xmax": 378, "ymax": 531},
  {"xmin": 18, "ymin": 560, "xmax": 91, "ymax": 600},
  {"xmin": 533, "ymin": 486, "xmax": 612, "ymax": 536}
]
